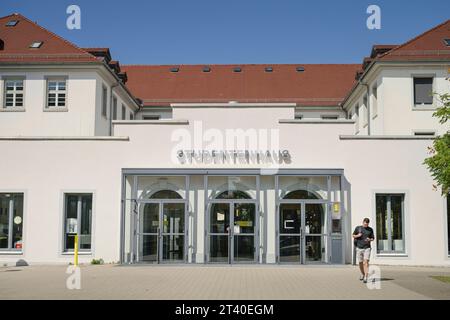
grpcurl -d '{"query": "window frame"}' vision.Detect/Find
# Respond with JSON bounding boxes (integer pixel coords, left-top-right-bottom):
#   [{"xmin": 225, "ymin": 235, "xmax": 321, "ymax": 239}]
[
  {"xmin": 62, "ymin": 193, "xmax": 94, "ymax": 254},
  {"xmin": 112, "ymin": 96, "xmax": 118, "ymax": 120},
  {"xmin": 121, "ymin": 105, "xmax": 126, "ymax": 120},
  {"xmin": 1, "ymin": 76, "xmax": 25, "ymax": 111},
  {"xmin": 412, "ymin": 75, "xmax": 435, "ymax": 110},
  {"xmin": 101, "ymin": 85, "xmax": 108, "ymax": 118},
  {"xmin": 0, "ymin": 193, "xmax": 25, "ymax": 253},
  {"xmin": 374, "ymin": 193, "xmax": 407, "ymax": 255},
  {"xmin": 44, "ymin": 76, "xmax": 68, "ymax": 111},
  {"xmin": 371, "ymin": 84, "xmax": 378, "ymax": 119}
]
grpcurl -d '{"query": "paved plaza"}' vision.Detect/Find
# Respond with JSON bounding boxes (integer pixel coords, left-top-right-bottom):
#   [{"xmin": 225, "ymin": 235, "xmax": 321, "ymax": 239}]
[{"xmin": 0, "ymin": 264, "xmax": 449, "ymax": 300}]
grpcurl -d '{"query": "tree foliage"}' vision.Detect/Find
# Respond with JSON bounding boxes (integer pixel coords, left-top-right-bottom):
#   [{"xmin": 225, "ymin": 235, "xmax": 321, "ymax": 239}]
[{"xmin": 424, "ymin": 87, "xmax": 450, "ymax": 195}]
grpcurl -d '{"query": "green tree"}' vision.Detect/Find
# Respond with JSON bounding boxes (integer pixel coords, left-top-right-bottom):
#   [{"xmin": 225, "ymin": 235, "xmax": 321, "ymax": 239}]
[{"xmin": 424, "ymin": 88, "xmax": 450, "ymax": 195}]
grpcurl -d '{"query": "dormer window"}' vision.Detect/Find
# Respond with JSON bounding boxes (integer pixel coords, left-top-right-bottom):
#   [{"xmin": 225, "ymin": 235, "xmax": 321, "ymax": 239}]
[
  {"xmin": 29, "ymin": 41, "xmax": 43, "ymax": 49},
  {"xmin": 5, "ymin": 20, "xmax": 19, "ymax": 27},
  {"xmin": 444, "ymin": 39, "xmax": 450, "ymax": 47}
]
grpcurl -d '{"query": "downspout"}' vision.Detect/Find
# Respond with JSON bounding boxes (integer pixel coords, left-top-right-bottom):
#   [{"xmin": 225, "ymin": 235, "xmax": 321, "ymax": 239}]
[
  {"xmin": 359, "ymin": 81, "xmax": 371, "ymax": 136},
  {"xmin": 109, "ymin": 82, "xmax": 120, "ymax": 136}
]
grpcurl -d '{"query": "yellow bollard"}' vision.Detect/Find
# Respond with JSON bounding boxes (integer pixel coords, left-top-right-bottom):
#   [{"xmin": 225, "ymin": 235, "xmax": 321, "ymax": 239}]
[{"xmin": 74, "ymin": 235, "xmax": 79, "ymax": 267}]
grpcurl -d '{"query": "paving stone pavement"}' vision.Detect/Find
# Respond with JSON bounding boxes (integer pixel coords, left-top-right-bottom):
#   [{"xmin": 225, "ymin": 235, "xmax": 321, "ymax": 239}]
[{"xmin": 0, "ymin": 264, "xmax": 449, "ymax": 300}]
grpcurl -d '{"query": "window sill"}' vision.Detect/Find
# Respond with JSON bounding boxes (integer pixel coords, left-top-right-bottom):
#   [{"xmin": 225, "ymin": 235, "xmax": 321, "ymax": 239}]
[
  {"xmin": 0, "ymin": 107, "xmax": 26, "ymax": 112},
  {"xmin": 413, "ymin": 105, "xmax": 437, "ymax": 111},
  {"xmin": 61, "ymin": 252, "xmax": 92, "ymax": 256},
  {"xmin": 0, "ymin": 251, "xmax": 23, "ymax": 255},
  {"xmin": 44, "ymin": 107, "xmax": 68, "ymax": 112}
]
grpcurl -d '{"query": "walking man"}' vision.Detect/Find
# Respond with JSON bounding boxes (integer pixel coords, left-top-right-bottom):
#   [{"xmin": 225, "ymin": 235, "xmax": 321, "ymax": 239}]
[{"xmin": 353, "ymin": 218, "xmax": 375, "ymax": 283}]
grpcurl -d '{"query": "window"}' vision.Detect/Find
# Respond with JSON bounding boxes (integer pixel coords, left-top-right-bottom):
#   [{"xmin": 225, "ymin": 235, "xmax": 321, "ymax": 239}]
[
  {"xmin": 414, "ymin": 131, "xmax": 435, "ymax": 137},
  {"xmin": 63, "ymin": 194, "xmax": 93, "ymax": 252},
  {"xmin": 29, "ymin": 41, "xmax": 43, "ymax": 48},
  {"xmin": 5, "ymin": 20, "xmax": 19, "ymax": 27},
  {"xmin": 444, "ymin": 39, "xmax": 450, "ymax": 47},
  {"xmin": 372, "ymin": 85, "xmax": 378, "ymax": 117},
  {"xmin": 143, "ymin": 115, "xmax": 160, "ymax": 120},
  {"xmin": 414, "ymin": 77, "xmax": 433, "ymax": 105},
  {"xmin": 112, "ymin": 96, "xmax": 117, "ymax": 120},
  {"xmin": 0, "ymin": 194, "xmax": 24, "ymax": 251},
  {"xmin": 130, "ymin": 112, "xmax": 134, "ymax": 120},
  {"xmin": 363, "ymin": 96, "xmax": 368, "ymax": 125},
  {"xmin": 295, "ymin": 114, "xmax": 303, "ymax": 120},
  {"xmin": 121, "ymin": 105, "xmax": 126, "ymax": 120},
  {"xmin": 3, "ymin": 78, "xmax": 24, "ymax": 108},
  {"xmin": 376, "ymin": 194, "xmax": 405, "ymax": 254},
  {"xmin": 46, "ymin": 78, "xmax": 67, "ymax": 108},
  {"xmin": 354, "ymin": 104, "xmax": 360, "ymax": 133},
  {"xmin": 101, "ymin": 86, "xmax": 107, "ymax": 117}
]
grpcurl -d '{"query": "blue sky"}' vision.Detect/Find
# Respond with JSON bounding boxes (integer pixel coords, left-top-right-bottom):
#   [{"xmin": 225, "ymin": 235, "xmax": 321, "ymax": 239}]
[{"xmin": 2, "ymin": 0, "xmax": 449, "ymax": 65}]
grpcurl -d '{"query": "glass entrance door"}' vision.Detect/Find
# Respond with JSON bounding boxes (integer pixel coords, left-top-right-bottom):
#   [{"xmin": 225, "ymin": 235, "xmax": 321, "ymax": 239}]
[
  {"xmin": 279, "ymin": 202, "xmax": 328, "ymax": 264},
  {"xmin": 209, "ymin": 202, "xmax": 257, "ymax": 263},
  {"xmin": 137, "ymin": 201, "xmax": 186, "ymax": 263}
]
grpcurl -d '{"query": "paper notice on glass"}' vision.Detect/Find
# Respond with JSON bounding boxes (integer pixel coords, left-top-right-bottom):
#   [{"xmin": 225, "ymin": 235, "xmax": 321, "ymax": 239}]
[
  {"xmin": 217, "ymin": 212, "xmax": 225, "ymax": 221},
  {"xmin": 234, "ymin": 225, "xmax": 240, "ymax": 234}
]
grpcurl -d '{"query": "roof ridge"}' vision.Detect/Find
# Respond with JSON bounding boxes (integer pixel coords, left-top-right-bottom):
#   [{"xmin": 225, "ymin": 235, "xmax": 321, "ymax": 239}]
[
  {"xmin": 379, "ymin": 19, "xmax": 450, "ymax": 59},
  {"xmin": 12, "ymin": 13, "xmax": 96, "ymax": 61}
]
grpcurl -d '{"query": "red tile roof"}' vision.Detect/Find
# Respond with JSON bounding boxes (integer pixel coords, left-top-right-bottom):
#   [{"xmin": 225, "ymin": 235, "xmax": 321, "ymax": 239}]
[
  {"xmin": 378, "ymin": 19, "xmax": 450, "ymax": 62},
  {"xmin": 0, "ymin": 13, "xmax": 97, "ymax": 64},
  {"xmin": 121, "ymin": 64, "xmax": 361, "ymax": 107}
]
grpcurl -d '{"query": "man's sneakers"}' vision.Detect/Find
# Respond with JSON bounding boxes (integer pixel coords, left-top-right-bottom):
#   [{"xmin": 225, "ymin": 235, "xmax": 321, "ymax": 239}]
[{"xmin": 363, "ymin": 277, "xmax": 368, "ymax": 284}]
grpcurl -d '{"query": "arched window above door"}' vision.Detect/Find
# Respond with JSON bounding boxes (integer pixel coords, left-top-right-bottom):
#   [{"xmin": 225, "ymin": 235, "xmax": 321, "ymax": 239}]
[
  {"xmin": 149, "ymin": 190, "xmax": 182, "ymax": 200},
  {"xmin": 283, "ymin": 189, "xmax": 320, "ymax": 200},
  {"xmin": 215, "ymin": 190, "xmax": 251, "ymax": 200}
]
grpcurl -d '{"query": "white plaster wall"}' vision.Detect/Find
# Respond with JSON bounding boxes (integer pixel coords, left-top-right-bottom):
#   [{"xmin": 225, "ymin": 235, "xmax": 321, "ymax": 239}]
[
  {"xmin": 0, "ymin": 70, "xmax": 97, "ymax": 136},
  {"xmin": 0, "ymin": 107, "xmax": 448, "ymax": 266}
]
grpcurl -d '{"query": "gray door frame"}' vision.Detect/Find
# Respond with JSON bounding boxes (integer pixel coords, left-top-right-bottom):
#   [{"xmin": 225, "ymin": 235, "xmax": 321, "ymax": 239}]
[
  {"xmin": 135, "ymin": 199, "xmax": 188, "ymax": 264},
  {"xmin": 206, "ymin": 200, "xmax": 259, "ymax": 264}
]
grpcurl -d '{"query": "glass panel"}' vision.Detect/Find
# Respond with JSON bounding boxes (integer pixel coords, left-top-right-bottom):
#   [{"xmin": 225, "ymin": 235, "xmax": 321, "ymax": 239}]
[
  {"xmin": 234, "ymin": 203, "xmax": 255, "ymax": 234},
  {"xmin": 305, "ymin": 204, "xmax": 326, "ymax": 235},
  {"xmin": 284, "ymin": 190, "xmax": 319, "ymax": 200},
  {"xmin": 208, "ymin": 176, "xmax": 257, "ymax": 200},
  {"xmin": 305, "ymin": 236, "xmax": 326, "ymax": 263},
  {"xmin": 150, "ymin": 190, "xmax": 182, "ymax": 199},
  {"xmin": 12, "ymin": 194, "xmax": 23, "ymax": 250},
  {"xmin": 279, "ymin": 204, "xmax": 301, "ymax": 234},
  {"xmin": 0, "ymin": 195, "xmax": 10, "ymax": 249},
  {"xmin": 216, "ymin": 190, "xmax": 251, "ymax": 200},
  {"xmin": 279, "ymin": 236, "xmax": 300, "ymax": 263},
  {"xmin": 210, "ymin": 235, "xmax": 229, "ymax": 263},
  {"xmin": 162, "ymin": 203, "xmax": 184, "ymax": 234},
  {"xmin": 140, "ymin": 235, "xmax": 158, "ymax": 262},
  {"xmin": 162, "ymin": 235, "xmax": 184, "ymax": 262},
  {"xmin": 376, "ymin": 195, "xmax": 388, "ymax": 252},
  {"xmin": 234, "ymin": 236, "xmax": 254, "ymax": 262},
  {"xmin": 210, "ymin": 203, "xmax": 230, "ymax": 234},
  {"xmin": 79, "ymin": 195, "xmax": 92, "ymax": 250},
  {"xmin": 64, "ymin": 195, "xmax": 78, "ymax": 251},
  {"xmin": 142, "ymin": 203, "xmax": 159, "ymax": 234},
  {"xmin": 391, "ymin": 195, "xmax": 404, "ymax": 252},
  {"xmin": 279, "ymin": 176, "xmax": 328, "ymax": 200}
]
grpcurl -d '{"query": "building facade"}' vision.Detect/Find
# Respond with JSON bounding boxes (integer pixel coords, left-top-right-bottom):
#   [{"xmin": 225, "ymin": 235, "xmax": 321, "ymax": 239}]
[{"xmin": 0, "ymin": 14, "xmax": 449, "ymax": 266}]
